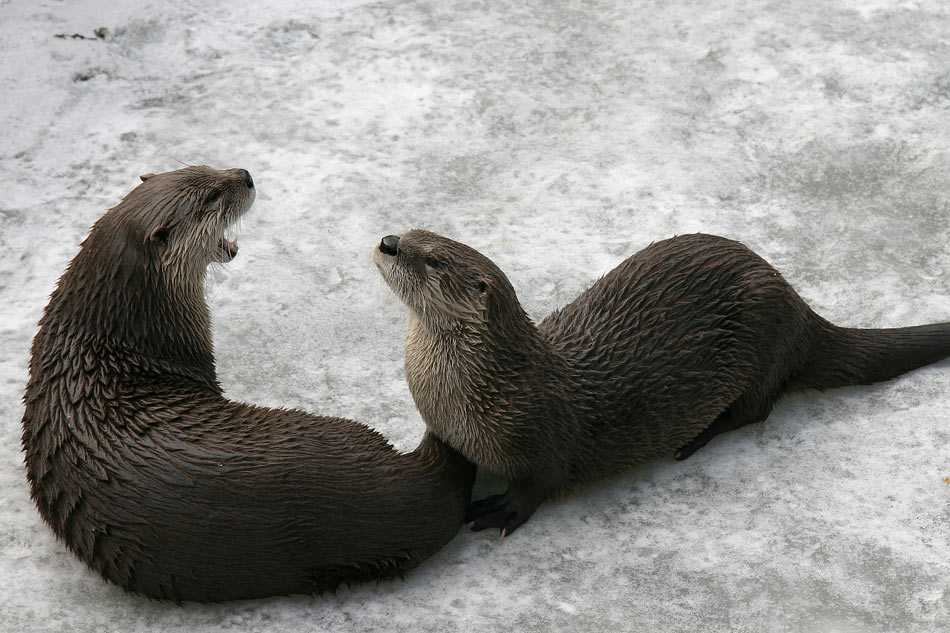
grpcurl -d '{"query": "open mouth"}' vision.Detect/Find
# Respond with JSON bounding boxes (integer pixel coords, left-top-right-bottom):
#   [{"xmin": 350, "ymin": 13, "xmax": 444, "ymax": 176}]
[
  {"xmin": 213, "ymin": 184, "xmax": 254, "ymax": 263},
  {"xmin": 218, "ymin": 236, "xmax": 239, "ymax": 261}
]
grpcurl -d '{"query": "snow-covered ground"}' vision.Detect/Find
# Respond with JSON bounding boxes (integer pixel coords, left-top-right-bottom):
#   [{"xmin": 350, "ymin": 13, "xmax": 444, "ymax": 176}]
[{"xmin": 2, "ymin": 1, "xmax": 949, "ymax": 631}]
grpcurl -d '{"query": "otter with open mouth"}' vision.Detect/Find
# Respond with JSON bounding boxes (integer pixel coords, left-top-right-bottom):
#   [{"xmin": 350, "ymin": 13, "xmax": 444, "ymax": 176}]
[
  {"xmin": 21, "ymin": 167, "xmax": 475, "ymax": 602},
  {"xmin": 374, "ymin": 229, "xmax": 950, "ymax": 536}
]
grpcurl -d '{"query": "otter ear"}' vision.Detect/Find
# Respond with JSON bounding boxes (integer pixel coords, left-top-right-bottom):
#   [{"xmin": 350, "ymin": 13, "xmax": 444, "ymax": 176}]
[
  {"xmin": 476, "ymin": 279, "xmax": 489, "ymax": 294},
  {"xmin": 147, "ymin": 225, "xmax": 171, "ymax": 245},
  {"xmin": 140, "ymin": 172, "xmax": 156, "ymax": 182}
]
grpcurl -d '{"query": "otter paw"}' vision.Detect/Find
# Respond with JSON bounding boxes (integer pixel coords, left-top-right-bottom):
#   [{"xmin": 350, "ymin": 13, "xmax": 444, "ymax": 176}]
[{"xmin": 466, "ymin": 486, "xmax": 543, "ymax": 537}]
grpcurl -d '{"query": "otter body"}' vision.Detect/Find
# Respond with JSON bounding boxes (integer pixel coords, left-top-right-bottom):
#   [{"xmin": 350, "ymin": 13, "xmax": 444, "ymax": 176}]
[
  {"xmin": 22, "ymin": 168, "xmax": 474, "ymax": 602},
  {"xmin": 374, "ymin": 230, "xmax": 950, "ymax": 535}
]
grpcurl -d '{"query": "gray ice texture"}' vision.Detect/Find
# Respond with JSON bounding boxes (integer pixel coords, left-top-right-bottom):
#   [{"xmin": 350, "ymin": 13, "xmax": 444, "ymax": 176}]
[{"xmin": 1, "ymin": 1, "xmax": 949, "ymax": 632}]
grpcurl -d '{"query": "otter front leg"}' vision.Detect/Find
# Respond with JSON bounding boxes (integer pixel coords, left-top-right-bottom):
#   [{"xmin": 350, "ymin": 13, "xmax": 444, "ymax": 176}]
[{"xmin": 466, "ymin": 480, "xmax": 548, "ymax": 536}]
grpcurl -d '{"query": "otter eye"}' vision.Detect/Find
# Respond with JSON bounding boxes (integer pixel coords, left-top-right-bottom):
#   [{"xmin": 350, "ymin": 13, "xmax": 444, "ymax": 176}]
[
  {"xmin": 424, "ymin": 257, "xmax": 440, "ymax": 269},
  {"xmin": 477, "ymin": 281, "xmax": 488, "ymax": 293}
]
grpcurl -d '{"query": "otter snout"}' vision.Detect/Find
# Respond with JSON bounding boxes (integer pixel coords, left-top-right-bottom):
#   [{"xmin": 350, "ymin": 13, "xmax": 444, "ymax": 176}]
[
  {"xmin": 380, "ymin": 235, "xmax": 400, "ymax": 256},
  {"xmin": 236, "ymin": 169, "xmax": 254, "ymax": 189}
]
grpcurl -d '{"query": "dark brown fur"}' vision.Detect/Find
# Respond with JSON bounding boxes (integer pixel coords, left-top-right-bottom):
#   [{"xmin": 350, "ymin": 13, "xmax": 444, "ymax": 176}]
[
  {"xmin": 21, "ymin": 168, "xmax": 474, "ymax": 602},
  {"xmin": 374, "ymin": 230, "xmax": 950, "ymax": 535}
]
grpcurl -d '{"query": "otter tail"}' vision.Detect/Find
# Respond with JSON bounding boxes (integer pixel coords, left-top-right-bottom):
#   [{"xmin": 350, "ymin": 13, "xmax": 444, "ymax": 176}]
[{"xmin": 794, "ymin": 321, "xmax": 950, "ymax": 391}]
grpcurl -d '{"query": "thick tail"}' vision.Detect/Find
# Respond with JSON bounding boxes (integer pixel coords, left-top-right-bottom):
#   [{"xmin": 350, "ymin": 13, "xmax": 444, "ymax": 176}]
[{"xmin": 794, "ymin": 321, "xmax": 950, "ymax": 391}]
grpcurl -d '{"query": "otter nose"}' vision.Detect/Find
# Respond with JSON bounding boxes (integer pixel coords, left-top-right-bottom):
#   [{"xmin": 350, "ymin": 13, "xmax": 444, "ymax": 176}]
[
  {"xmin": 237, "ymin": 169, "xmax": 254, "ymax": 189},
  {"xmin": 380, "ymin": 235, "xmax": 400, "ymax": 256}
]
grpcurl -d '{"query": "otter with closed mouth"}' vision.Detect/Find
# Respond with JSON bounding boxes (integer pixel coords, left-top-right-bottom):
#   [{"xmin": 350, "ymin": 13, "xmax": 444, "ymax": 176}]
[
  {"xmin": 374, "ymin": 229, "xmax": 950, "ymax": 536},
  {"xmin": 21, "ymin": 167, "xmax": 474, "ymax": 602}
]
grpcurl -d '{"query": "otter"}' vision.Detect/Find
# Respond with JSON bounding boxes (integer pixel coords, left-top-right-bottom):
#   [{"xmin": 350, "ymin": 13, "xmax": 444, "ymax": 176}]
[
  {"xmin": 21, "ymin": 168, "xmax": 474, "ymax": 602},
  {"xmin": 374, "ymin": 230, "xmax": 950, "ymax": 536}
]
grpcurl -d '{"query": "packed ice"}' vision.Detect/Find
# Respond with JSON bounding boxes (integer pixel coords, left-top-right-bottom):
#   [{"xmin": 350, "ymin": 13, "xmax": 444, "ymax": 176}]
[{"xmin": 1, "ymin": 1, "xmax": 948, "ymax": 631}]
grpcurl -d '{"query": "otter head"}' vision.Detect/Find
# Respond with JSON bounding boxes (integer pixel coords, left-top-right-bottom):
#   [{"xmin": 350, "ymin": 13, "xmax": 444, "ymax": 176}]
[
  {"xmin": 39, "ymin": 166, "xmax": 255, "ymax": 370},
  {"xmin": 97, "ymin": 166, "xmax": 256, "ymax": 287},
  {"xmin": 373, "ymin": 229, "xmax": 524, "ymax": 330}
]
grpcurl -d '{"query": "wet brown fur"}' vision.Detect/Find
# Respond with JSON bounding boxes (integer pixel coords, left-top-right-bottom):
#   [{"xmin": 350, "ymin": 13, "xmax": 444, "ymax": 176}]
[
  {"xmin": 375, "ymin": 230, "xmax": 950, "ymax": 535},
  {"xmin": 21, "ymin": 168, "xmax": 474, "ymax": 602}
]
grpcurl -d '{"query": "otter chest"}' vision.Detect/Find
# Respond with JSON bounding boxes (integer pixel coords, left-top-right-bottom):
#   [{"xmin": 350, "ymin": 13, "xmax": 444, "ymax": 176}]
[{"xmin": 404, "ymin": 318, "xmax": 494, "ymax": 464}]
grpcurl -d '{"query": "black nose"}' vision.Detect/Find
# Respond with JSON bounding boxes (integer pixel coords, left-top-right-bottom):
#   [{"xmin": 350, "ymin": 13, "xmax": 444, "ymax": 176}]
[
  {"xmin": 237, "ymin": 169, "xmax": 254, "ymax": 189},
  {"xmin": 380, "ymin": 235, "xmax": 399, "ymax": 256}
]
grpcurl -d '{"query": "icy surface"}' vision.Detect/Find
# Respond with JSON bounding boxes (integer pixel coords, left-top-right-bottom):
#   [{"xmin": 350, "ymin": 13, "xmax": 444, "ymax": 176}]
[{"xmin": 2, "ymin": 0, "xmax": 949, "ymax": 631}]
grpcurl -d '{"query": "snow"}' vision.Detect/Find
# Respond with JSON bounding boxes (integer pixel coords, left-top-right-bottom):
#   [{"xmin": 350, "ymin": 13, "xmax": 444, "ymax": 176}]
[{"xmin": 2, "ymin": 0, "xmax": 949, "ymax": 631}]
